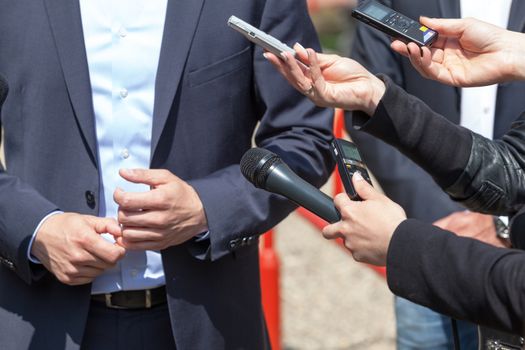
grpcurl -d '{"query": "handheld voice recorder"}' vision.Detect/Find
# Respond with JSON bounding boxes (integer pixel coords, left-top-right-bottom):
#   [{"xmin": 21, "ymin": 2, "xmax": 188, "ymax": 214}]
[
  {"xmin": 331, "ymin": 138, "xmax": 372, "ymax": 201},
  {"xmin": 351, "ymin": 0, "xmax": 438, "ymax": 47}
]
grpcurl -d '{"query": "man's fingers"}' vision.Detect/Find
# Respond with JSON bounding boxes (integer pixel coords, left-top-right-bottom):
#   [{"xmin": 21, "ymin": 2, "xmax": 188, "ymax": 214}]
[
  {"xmin": 88, "ymin": 216, "xmax": 122, "ymax": 237},
  {"xmin": 121, "ymin": 227, "xmax": 165, "ymax": 243},
  {"xmin": 116, "ymin": 237, "xmax": 162, "ymax": 251},
  {"xmin": 114, "ymin": 187, "xmax": 170, "ymax": 211},
  {"xmin": 119, "ymin": 168, "xmax": 173, "ymax": 187},
  {"xmin": 83, "ymin": 233, "xmax": 126, "ymax": 266},
  {"xmin": 67, "ymin": 247, "xmax": 118, "ymax": 270},
  {"xmin": 119, "ymin": 208, "xmax": 166, "ymax": 229}
]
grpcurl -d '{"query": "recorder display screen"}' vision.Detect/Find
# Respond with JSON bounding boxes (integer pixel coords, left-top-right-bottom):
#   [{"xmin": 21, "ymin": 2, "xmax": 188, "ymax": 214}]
[{"xmin": 362, "ymin": 3, "xmax": 389, "ymax": 20}]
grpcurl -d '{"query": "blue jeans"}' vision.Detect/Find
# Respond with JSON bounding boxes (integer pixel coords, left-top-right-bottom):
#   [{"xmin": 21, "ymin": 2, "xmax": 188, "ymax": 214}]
[{"xmin": 395, "ymin": 297, "xmax": 479, "ymax": 350}]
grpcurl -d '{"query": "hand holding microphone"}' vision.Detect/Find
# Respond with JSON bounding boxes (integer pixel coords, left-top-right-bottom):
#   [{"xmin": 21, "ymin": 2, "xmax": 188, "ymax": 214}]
[
  {"xmin": 323, "ymin": 172, "xmax": 406, "ymax": 266},
  {"xmin": 241, "ymin": 147, "xmax": 406, "ymax": 266}
]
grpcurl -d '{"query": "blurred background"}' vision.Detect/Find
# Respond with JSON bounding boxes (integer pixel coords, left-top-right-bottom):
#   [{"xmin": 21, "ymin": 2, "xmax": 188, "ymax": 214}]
[{"xmin": 272, "ymin": 2, "xmax": 397, "ymax": 349}]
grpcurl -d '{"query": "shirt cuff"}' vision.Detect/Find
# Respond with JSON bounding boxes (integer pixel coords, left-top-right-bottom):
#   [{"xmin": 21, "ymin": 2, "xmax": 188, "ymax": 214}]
[{"xmin": 27, "ymin": 211, "xmax": 64, "ymax": 264}]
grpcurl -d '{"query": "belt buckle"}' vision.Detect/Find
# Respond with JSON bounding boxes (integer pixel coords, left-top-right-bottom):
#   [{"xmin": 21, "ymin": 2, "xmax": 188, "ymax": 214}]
[
  {"xmin": 103, "ymin": 289, "xmax": 154, "ymax": 309},
  {"xmin": 104, "ymin": 293, "xmax": 126, "ymax": 309}
]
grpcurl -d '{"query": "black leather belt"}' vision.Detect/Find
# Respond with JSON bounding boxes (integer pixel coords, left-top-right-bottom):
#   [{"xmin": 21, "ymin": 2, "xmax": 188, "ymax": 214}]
[{"xmin": 91, "ymin": 286, "xmax": 167, "ymax": 309}]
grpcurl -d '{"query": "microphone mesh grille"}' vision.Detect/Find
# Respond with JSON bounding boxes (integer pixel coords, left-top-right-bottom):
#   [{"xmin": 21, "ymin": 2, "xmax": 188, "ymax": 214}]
[{"xmin": 240, "ymin": 148, "xmax": 280, "ymax": 188}]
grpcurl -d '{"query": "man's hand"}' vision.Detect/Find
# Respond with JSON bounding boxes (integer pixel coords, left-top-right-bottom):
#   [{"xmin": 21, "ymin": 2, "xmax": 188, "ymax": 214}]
[
  {"xmin": 31, "ymin": 213, "xmax": 125, "ymax": 286},
  {"xmin": 264, "ymin": 44, "xmax": 386, "ymax": 115},
  {"xmin": 433, "ymin": 211, "xmax": 509, "ymax": 248},
  {"xmin": 390, "ymin": 17, "xmax": 525, "ymax": 87},
  {"xmin": 113, "ymin": 169, "xmax": 208, "ymax": 251},
  {"xmin": 322, "ymin": 172, "xmax": 407, "ymax": 266}
]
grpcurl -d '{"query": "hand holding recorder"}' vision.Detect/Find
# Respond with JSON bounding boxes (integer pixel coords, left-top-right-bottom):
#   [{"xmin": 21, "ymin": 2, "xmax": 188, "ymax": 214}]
[{"xmin": 391, "ymin": 17, "xmax": 525, "ymax": 87}]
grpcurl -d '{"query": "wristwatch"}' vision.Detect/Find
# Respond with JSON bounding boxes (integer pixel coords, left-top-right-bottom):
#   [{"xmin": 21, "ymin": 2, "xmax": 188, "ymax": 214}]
[{"xmin": 494, "ymin": 217, "xmax": 510, "ymax": 242}]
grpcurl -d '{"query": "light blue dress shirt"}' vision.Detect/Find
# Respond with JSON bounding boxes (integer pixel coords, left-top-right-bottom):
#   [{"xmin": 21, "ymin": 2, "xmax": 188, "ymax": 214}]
[{"xmin": 79, "ymin": 0, "xmax": 168, "ymax": 294}]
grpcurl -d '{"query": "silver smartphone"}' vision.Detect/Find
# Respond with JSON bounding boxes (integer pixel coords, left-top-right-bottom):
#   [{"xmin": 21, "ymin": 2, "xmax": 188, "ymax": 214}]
[{"xmin": 227, "ymin": 15, "xmax": 297, "ymax": 58}]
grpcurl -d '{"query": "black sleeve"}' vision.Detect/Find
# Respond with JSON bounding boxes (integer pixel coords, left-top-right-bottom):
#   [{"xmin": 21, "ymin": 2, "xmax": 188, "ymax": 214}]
[
  {"xmin": 353, "ymin": 75, "xmax": 525, "ymax": 216},
  {"xmin": 387, "ymin": 219, "xmax": 525, "ymax": 335},
  {"xmin": 352, "ymin": 75, "xmax": 472, "ymax": 190}
]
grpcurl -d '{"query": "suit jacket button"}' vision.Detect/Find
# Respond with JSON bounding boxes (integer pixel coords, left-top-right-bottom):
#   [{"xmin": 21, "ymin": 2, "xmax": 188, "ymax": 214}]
[
  {"xmin": 229, "ymin": 239, "xmax": 240, "ymax": 250},
  {"xmin": 85, "ymin": 191, "xmax": 96, "ymax": 209}
]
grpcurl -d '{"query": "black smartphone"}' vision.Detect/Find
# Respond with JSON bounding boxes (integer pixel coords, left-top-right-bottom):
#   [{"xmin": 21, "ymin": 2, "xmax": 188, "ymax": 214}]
[
  {"xmin": 331, "ymin": 138, "xmax": 373, "ymax": 201},
  {"xmin": 352, "ymin": 0, "xmax": 438, "ymax": 47}
]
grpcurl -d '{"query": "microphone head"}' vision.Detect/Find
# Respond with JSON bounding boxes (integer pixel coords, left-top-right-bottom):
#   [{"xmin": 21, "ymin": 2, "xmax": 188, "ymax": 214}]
[
  {"xmin": 240, "ymin": 147, "xmax": 282, "ymax": 188},
  {"xmin": 0, "ymin": 74, "xmax": 7, "ymax": 106}
]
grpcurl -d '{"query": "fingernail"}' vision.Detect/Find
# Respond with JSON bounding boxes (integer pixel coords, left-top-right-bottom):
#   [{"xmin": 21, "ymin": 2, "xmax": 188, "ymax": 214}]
[
  {"xmin": 121, "ymin": 168, "xmax": 134, "ymax": 176},
  {"xmin": 280, "ymin": 52, "xmax": 288, "ymax": 61},
  {"xmin": 263, "ymin": 52, "xmax": 270, "ymax": 60},
  {"xmin": 295, "ymin": 42, "xmax": 308, "ymax": 55},
  {"xmin": 353, "ymin": 171, "xmax": 364, "ymax": 181}
]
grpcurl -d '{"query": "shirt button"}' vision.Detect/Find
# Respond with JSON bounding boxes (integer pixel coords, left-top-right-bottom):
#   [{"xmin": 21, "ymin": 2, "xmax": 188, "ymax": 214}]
[
  {"xmin": 121, "ymin": 149, "xmax": 130, "ymax": 159},
  {"xmin": 483, "ymin": 107, "xmax": 490, "ymax": 114},
  {"xmin": 118, "ymin": 26, "xmax": 128, "ymax": 38},
  {"xmin": 120, "ymin": 88, "xmax": 128, "ymax": 99},
  {"xmin": 130, "ymin": 269, "xmax": 138, "ymax": 277}
]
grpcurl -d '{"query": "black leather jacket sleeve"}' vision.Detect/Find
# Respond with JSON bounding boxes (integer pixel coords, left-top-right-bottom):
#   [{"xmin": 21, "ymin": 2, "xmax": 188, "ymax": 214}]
[{"xmin": 353, "ymin": 75, "xmax": 525, "ymax": 217}]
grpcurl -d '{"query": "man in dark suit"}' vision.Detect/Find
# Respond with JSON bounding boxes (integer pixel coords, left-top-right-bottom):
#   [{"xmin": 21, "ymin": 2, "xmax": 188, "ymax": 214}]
[
  {"xmin": 348, "ymin": 0, "xmax": 525, "ymax": 348},
  {"xmin": 0, "ymin": 1, "xmax": 334, "ymax": 349}
]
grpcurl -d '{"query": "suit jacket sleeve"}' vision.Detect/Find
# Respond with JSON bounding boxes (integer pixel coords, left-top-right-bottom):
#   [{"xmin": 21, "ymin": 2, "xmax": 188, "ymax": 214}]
[
  {"xmin": 349, "ymin": 4, "xmax": 463, "ymax": 223},
  {"xmin": 387, "ymin": 219, "xmax": 525, "ymax": 335},
  {"xmin": 188, "ymin": 0, "xmax": 334, "ymax": 261},
  {"xmin": 0, "ymin": 123, "xmax": 60, "ymax": 284}
]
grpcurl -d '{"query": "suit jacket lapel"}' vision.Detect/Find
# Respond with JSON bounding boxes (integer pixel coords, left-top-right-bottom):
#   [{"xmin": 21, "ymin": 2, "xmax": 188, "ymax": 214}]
[
  {"xmin": 43, "ymin": 0, "xmax": 98, "ymax": 165},
  {"xmin": 151, "ymin": 0, "xmax": 206, "ymax": 159},
  {"xmin": 507, "ymin": 0, "xmax": 525, "ymax": 32}
]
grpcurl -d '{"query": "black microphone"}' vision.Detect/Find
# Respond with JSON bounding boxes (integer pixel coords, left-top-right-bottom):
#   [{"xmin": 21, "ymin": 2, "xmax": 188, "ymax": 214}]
[
  {"xmin": 0, "ymin": 74, "xmax": 7, "ymax": 106},
  {"xmin": 240, "ymin": 147, "xmax": 340, "ymax": 223}
]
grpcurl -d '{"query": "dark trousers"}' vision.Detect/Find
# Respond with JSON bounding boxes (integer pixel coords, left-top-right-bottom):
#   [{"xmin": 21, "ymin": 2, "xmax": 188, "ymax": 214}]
[{"xmin": 81, "ymin": 301, "xmax": 176, "ymax": 350}]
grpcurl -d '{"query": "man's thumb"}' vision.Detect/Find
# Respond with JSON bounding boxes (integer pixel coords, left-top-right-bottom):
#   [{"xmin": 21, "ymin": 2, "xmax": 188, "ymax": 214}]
[{"xmin": 352, "ymin": 171, "xmax": 376, "ymax": 200}]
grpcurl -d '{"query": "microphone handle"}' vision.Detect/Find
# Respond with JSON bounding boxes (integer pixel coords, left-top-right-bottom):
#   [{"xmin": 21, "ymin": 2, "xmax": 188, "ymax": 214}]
[{"xmin": 266, "ymin": 165, "xmax": 340, "ymax": 223}]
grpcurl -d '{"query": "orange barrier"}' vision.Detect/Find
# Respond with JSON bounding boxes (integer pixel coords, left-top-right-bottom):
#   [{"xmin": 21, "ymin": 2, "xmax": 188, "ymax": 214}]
[{"xmin": 259, "ymin": 230, "xmax": 281, "ymax": 350}]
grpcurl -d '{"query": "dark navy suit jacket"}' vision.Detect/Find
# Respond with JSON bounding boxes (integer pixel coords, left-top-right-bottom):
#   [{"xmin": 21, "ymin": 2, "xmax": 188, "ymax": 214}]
[
  {"xmin": 0, "ymin": 0, "xmax": 334, "ymax": 348},
  {"xmin": 349, "ymin": 0, "xmax": 525, "ymax": 223}
]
